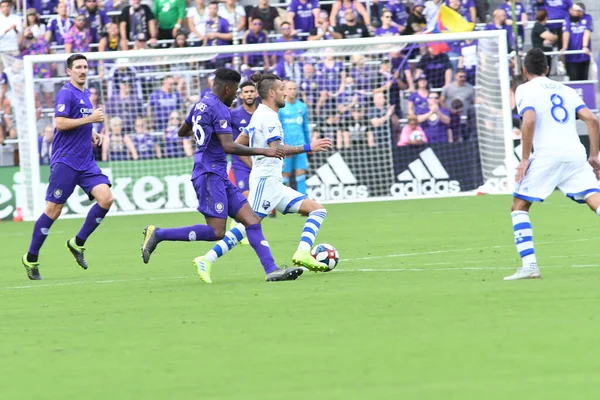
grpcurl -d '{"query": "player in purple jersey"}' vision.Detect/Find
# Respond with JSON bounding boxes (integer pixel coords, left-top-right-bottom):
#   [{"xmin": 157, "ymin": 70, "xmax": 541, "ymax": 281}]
[
  {"xmin": 231, "ymin": 81, "xmax": 258, "ymax": 197},
  {"xmin": 21, "ymin": 54, "xmax": 113, "ymax": 280},
  {"xmin": 140, "ymin": 68, "xmax": 303, "ymax": 282}
]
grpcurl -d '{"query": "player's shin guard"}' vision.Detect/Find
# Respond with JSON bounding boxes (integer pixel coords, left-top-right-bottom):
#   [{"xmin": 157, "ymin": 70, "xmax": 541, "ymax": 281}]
[
  {"xmin": 205, "ymin": 225, "xmax": 247, "ymax": 263},
  {"xmin": 155, "ymin": 225, "xmax": 217, "ymax": 242},
  {"xmin": 298, "ymin": 209, "xmax": 327, "ymax": 251},
  {"xmin": 245, "ymin": 224, "xmax": 278, "ymax": 274},
  {"xmin": 27, "ymin": 213, "xmax": 55, "ymax": 262},
  {"xmin": 76, "ymin": 203, "xmax": 109, "ymax": 246},
  {"xmin": 512, "ymin": 211, "xmax": 537, "ymax": 266},
  {"xmin": 296, "ymin": 174, "xmax": 307, "ymax": 195}
]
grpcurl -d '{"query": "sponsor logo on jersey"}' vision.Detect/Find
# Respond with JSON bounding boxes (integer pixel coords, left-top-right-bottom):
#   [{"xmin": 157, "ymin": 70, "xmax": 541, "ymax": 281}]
[
  {"xmin": 80, "ymin": 99, "xmax": 85, "ymax": 104},
  {"xmin": 268, "ymin": 126, "xmax": 275, "ymax": 133},
  {"xmin": 261, "ymin": 200, "xmax": 271, "ymax": 210},
  {"xmin": 240, "ymin": 119, "xmax": 247, "ymax": 124},
  {"xmin": 53, "ymin": 189, "xmax": 62, "ymax": 199},
  {"xmin": 215, "ymin": 202, "xmax": 224, "ymax": 213},
  {"xmin": 390, "ymin": 148, "xmax": 461, "ymax": 197},
  {"xmin": 57, "ymin": 104, "xmax": 65, "ymax": 112},
  {"xmin": 219, "ymin": 120, "xmax": 228, "ymax": 129},
  {"xmin": 307, "ymin": 153, "xmax": 369, "ymax": 201}
]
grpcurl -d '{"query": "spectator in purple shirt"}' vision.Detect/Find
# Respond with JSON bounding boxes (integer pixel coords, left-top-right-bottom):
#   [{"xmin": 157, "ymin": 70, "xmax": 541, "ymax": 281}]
[
  {"xmin": 64, "ymin": 11, "xmax": 92, "ymax": 54},
  {"xmin": 315, "ymin": 48, "xmax": 345, "ymax": 115},
  {"xmin": 308, "ymin": 10, "xmax": 342, "ymax": 41},
  {"xmin": 105, "ymin": 72, "xmax": 144, "ymax": 134},
  {"xmin": 579, "ymin": 2, "xmax": 593, "ymax": 32},
  {"xmin": 39, "ymin": 124, "xmax": 54, "ymax": 165},
  {"xmin": 499, "ymin": 0, "xmax": 527, "ymax": 49},
  {"xmin": 19, "ymin": 26, "xmax": 53, "ymax": 108},
  {"xmin": 271, "ymin": 21, "xmax": 298, "ymax": 65},
  {"xmin": 384, "ymin": 0, "xmax": 409, "ymax": 34},
  {"xmin": 44, "ymin": 1, "xmax": 72, "ymax": 46},
  {"xmin": 408, "ymin": 74, "xmax": 430, "ymax": 115},
  {"xmin": 375, "ymin": 10, "xmax": 400, "ymax": 36},
  {"xmin": 78, "ymin": 0, "xmax": 110, "ymax": 44},
  {"xmin": 275, "ymin": 50, "xmax": 302, "ymax": 84},
  {"xmin": 102, "ymin": 116, "xmax": 138, "ymax": 161},
  {"xmin": 243, "ymin": 16, "xmax": 270, "ymax": 68},
  {"xmin": 561, "ymin": 3, "xmax": 591, "ymax": 81},
  {"xmin": 163, "ymin": 111, "xmax": 193, "ymax": 158},
  {"xmin": 299, "ymin": 63, "xmax": 320, "ymax": 112},
  {"xmin": 415, "ymin": 92, "xmax": 450, "ymax": 143},
  {"xmin": 287, "ymin": 0, "xmax": 320, "ymax": 39},
  {"xmin": 446, "ymin": 0, "xmax": 476, "ymax": 22},
  {"xmin": 132, "ymin": 116, "xmax": 162, "ymax": 160},
  {"xmin": 148, "ymin": 76, "xmax": 184, "ymax": 131},
  {"xmin": 485, "ymin": 9, "xmax": 514, "ymax": 52},
  {"xmin": 415, "ymin": 46, "xmax": 452, "ymax": 90},
  {"xmin": 330, "ymin": 0, "xmax": 370, "ymax": 28},
  {"xmin": 33, "ymin": 0, "xmax": 58, "ymax": 16},
  {"xmin": 204, "ymin": 1, "xmax": 232, "ymax": 47}
]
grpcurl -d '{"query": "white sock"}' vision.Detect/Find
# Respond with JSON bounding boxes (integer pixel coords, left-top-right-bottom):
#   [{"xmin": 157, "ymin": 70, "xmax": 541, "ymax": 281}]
[
  {"xmin": 596, "ymin": 206, "xmax": 600, "ymax": 216},
  {"xmin": 511, "ymin": 211, "xmax": 537, "ymax": 266},
  {"xmin": 297, "ymin": 209, "xmax": 327, "ymax": 251},
  {"xmin": 205, "ymin": 224, "xmax": 247, "ymax": 263}
]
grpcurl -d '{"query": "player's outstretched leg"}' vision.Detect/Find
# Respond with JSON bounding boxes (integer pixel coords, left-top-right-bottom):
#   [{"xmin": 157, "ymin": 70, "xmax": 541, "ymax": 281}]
[
  {"xmin": 141, "ymin": 224, "xmax": 218, "ymax": 264},
  {"xmin": 22, "ymin": 201, "xmax": 62, "ymax": 280},
  {"xmin": 236, "ymin": 203, "xmax": 303, "ymax": 282},
  {"xmin": 66, "ymin": 185, "xmax": 113, "ymax": 270},
  {"xmin": 201, "ymin": 223, "xmax": 247, "ymax": 279},
  {"xmin": 292, "ymin": 200, "xmax": 329, "ymax": 272},
  {"xmin": 504, "ymin": 200, "xmax": 540, "ymax": 281}
]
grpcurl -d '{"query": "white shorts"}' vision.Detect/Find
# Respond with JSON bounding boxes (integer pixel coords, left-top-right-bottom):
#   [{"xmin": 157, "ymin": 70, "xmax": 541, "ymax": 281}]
[
  {"xmin": 248, "ymin": 176, "xmax": 307, "ymax": 217},
  {"xmin": 514, "ymin": 158, "xmax": 600, "ymax": 203}
]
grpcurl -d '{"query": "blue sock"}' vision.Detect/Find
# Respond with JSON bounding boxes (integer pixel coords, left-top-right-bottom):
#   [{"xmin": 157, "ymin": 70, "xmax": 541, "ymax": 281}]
[
  {"xmin": 512, "ymin": 211, "xmax": 537, "ymax": 265},
  {"xmin": 283, "ymin": 176, "xmax": 290, "ymax": 186},
  {"xmin": 205, "ymin": 225, "xmax": 246, "ymax": 262},
  {"xmin": 296, "ymin": 174, "xmax": 307, "ymax": 195},
  {"xmin": 245, "ymin": 224, "xmax": 277, "ymax": 274},
  {"xmin": 76, "ymin": 203, "xmax": 109, "ymax": 246},
  {"xmin": 27, "ymin": 213, "xmax": 55, "ymax": 261},
  {"xmin": 298, "ymin": 209, "xmax": 327, "ymax": 251}
]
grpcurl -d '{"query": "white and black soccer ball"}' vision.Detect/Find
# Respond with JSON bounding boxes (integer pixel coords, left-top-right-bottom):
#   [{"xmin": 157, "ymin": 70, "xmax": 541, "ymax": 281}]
[
  {"xmin": 409, "ymin": 131, "xmax": 423, "ymax": 142},
  {"xmin": 311, "ymin": 243, "xmax": 339, "ymax": 271}
]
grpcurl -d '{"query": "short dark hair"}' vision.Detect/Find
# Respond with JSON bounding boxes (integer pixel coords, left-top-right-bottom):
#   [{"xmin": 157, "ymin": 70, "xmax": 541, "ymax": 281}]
[
  {"xmin": 240, "ymin": 80, "xmax": 256, "ymax": 90},
  {"xmin": 208, "ymin": 1, "xmax": 219, "ymax": 7},
  {"xmin": 250, "ymin": 72, "xmax": 281, "ymax": 98},
  {"xmin": 451, "ymin": 99, "xmax": 464, "ymax": 111},
  {"xmin": 455, "ymin": 68, "xmax": 466, "ymax": 75},
  {"xmin": 66, "ymin": 53, "xmax": 87, "ymax": 69},
  {"xmin": 535, "ymin": 9, "xmax": 548, "ymax": 22},
  {"xmin": 523, "ymin": 48, "xmax": 548, "ymax": 76},
  {"xmin": 280, "ymin": 21, "xmax": 291, "ymax": 28},
  {"xmin": 214, "ymin": 68, "xmax": 242, "ymax": 86}
]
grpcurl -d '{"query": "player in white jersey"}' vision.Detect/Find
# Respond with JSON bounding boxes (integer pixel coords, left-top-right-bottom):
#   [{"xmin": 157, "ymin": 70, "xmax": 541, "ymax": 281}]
[
  {"xmin": 193, "ymin": 73, "xmax": 333, "ymax": 283},
  {"xmin": 505, "ymin": 48, "xmax": 600, "ymax": 281}
]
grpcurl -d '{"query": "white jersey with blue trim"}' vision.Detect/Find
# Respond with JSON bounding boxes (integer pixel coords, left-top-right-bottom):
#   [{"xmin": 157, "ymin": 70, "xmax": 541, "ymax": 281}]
[
  {"xmin": 515, "ymin": 76, "xmax": 587, "ymax": 162},
  {"xmin": 246, "ymin": 103, "xmax": 285, "ymax": 179}
]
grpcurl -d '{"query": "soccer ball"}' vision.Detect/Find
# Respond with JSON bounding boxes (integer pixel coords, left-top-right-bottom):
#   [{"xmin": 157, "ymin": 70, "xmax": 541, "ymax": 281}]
[
  {"xmin": 410, "ymin": 131, "xmax": 423, "ymax": 142},
  {"xmin": 311, "ymin": 243, "xmax": 339, "ymax": 271}
]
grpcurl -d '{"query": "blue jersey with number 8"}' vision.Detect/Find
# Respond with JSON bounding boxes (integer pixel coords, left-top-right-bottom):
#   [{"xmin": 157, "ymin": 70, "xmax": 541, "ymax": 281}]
[
  {"xmin": 185, "ymin": 93, "xmax": 233, "ymax": 180},
  {"xmin": 515, "ymin": 76, "xmax": 588, "ymax": 161}
]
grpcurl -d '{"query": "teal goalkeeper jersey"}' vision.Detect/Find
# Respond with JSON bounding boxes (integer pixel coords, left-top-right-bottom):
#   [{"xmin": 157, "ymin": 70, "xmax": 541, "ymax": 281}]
[{"xmin": 278, "ymin": 99, "xmax": 310, "ymax": 146}]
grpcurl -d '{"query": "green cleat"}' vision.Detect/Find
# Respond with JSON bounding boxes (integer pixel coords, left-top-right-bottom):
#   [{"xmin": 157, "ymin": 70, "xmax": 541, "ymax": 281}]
[
  {"xmin": 21, "ymin": 255, "xmax": 42, "ymax": 280},
  {"xmin": 141, "ymin": 225, "xmax": 159, "ymax": 264},
  {"xmin": 292, "ymin": 249, "xmax": 329, "ymax": 272},
  {"xmin": 66, "ymin": 238, "xmax": 88, "ymax": 270},
  {"xmin": 193, "ymin": 256, "xmax": 213, "ymax": 283}
]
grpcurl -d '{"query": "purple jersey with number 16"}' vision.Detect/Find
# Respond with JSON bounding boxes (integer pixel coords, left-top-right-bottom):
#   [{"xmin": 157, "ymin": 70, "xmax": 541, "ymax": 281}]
[{"xmin": 185, "ymin": 92, "xmax": 248, "ymax": 218}]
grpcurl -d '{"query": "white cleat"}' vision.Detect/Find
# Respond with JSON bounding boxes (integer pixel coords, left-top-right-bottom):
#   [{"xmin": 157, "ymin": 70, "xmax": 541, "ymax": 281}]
[{"xmin": 503, "ymin": 264, "xmax": 541, "ymax": 281}]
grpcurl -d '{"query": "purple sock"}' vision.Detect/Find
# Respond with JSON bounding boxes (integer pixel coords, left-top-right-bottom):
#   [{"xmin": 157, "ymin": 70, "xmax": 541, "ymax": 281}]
[
  {"xmin": 155, "ymin": 225, "xmax": 217, "ymax": 242},
  {"xmin": 76, "ymin": 204, "xmax": 110, "ymax": 245},
  {"xmin": 246, "ymin": 224, "xmax": 278, "ymax": 274},
  {"xmin": 28, "ymin": 213, "xmax": 55, "ymax": 257}
]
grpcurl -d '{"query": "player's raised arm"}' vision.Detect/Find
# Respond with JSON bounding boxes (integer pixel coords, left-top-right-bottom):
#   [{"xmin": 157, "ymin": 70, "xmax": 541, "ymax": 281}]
[
  {"xmin": 268, "ymin": 137, "xmax": 332, "ymax": 155},
  {"xmin": 217, "ymin": 132, "xmax": 285, "ymax": 159}
]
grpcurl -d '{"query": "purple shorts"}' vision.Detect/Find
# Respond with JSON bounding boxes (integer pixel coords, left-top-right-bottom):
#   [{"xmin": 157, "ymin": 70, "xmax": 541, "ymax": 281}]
[
  {"xmin": 45, "ymin": 162, "xmax": 111, "ymax": 204},
  {"xmin": 192, "ymin": 173, "xmax": 248, "ymax": 219},
  {"xmin": 232, "ymin": 161, "xmax": 251, "ymax": 192}
]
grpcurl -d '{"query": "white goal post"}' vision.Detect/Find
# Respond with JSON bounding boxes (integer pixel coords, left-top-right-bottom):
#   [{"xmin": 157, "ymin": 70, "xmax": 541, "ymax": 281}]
[{"xmin": 6, "ymin": 31, "xmax": 513, "ymax": 221}]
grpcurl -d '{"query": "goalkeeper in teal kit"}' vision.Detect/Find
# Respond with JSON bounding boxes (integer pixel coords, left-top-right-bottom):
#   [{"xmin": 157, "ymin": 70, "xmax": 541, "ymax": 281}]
[{"xmin": 278, "ymin": 81, "xmax": 311, "ymax": 194}]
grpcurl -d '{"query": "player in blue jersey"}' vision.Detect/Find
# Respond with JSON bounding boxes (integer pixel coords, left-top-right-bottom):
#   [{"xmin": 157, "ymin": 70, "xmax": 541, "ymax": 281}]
[
  {"xmin": 278, "ymin": 80, "xmax": 311, "ymax": 195},
  {"xmin": 21, "ymin": 54, "xmax": 113, "ymax": 280},
  {"xmin": 141, "ymin": 68, "xmax": 303, "ymax": 282},
  {"xmin": 506, "ymin": 48, "xmax": 600, "ymax": 281}
]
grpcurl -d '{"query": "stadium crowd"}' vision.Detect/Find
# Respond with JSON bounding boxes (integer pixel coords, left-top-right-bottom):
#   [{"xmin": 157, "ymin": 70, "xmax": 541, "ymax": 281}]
[{"xmin": 0, "ymin": 0, "xmax": 594, "ymax": 165}]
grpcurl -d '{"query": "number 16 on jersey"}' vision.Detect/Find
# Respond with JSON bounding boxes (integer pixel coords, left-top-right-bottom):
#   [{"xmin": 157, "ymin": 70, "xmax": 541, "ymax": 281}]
[{"xmin": 192, "ymin": 115, "xmax": 206, "ymax": 146}]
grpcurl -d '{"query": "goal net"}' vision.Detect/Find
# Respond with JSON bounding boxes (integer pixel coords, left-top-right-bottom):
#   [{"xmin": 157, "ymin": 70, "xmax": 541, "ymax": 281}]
[{"xmin": 8, "ymin": 31, "xmax": 512, "ymax": 220}]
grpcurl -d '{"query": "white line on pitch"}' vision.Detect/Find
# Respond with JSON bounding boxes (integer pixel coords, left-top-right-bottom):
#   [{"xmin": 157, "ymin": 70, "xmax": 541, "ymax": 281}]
[
  {"xmin": 336, "ymin": 264, "xmax": 600, "ymax": 273},
  {"xmin": 2, "ymin": 275, "xmax": 187, "ymax": 290}
]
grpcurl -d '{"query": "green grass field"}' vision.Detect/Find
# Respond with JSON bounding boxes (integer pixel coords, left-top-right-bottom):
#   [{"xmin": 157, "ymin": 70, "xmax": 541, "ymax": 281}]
[{"xmin": 1, "ymin": 194, "xmax": 599, "ymax": 399}]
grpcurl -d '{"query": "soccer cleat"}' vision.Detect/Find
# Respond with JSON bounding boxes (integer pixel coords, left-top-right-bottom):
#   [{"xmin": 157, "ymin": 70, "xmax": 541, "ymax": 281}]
[
  {"xmin": 66, "ymin": 238, "xmax": 88, "ymax": 270},
  {"xmin": 240, "ymin": 237, "xmax": 249, "ymax": 245},
  {"xmin": 503, "ymin": 264, "xmax": 541, "ymax": 281},
  {"xmin": 21, "ymin": 255, "xmax": 41, "ymax": 280},
  {"xmin": 292, "ymin": 249, "xmax": 329, "ymax": 272},
  {"xmin": 193, "ymin": 256, "xmax": 213, "ymax": 283},
  {"xmin": 265, "ymin": 266, "xmax": 304, "ymax": 282},
  {"xmin": 141, "ymin": 225, "xmax": 159, "ymax": 264}
]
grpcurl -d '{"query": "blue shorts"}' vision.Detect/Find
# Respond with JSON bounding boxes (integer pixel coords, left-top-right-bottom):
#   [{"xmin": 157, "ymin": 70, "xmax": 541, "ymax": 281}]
[
  {"xmin": 232, "ymin": 161, "xmax": 251, "ymax": 192},
  {"xmin": 192, "ymin": 173, "xmax": 248, "ymax": 219},
  {"xmin": 283, "ymin": 153, "xmax": 308, "ymax": 174},
  {"xmin": 45, "ymin": 162, "xmax": 111, "ymax": 204}
]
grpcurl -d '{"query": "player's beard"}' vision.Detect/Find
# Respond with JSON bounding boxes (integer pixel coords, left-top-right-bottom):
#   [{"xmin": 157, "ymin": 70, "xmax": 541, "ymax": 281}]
[
  {"xmin": 244, "ymin": 98, "xmax": 256, "ymax": 107},
  {"xmin": 276, "ymin": 98, "xmax": 286, "ymax": 108}
]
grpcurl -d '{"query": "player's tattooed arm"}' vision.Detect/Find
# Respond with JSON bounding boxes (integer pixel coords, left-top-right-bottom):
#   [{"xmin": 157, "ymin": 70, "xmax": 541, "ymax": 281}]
[
  {"xmin": 268, "ymin": 137, "xmax": 333, "ymax": 155},
  {"xmin": 234, "ymin": 131, "xmax": 253, "ymax": 168},
  {"xmin": 218, "ymin": 132, "xmax": 285, "ymax": 159}
]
